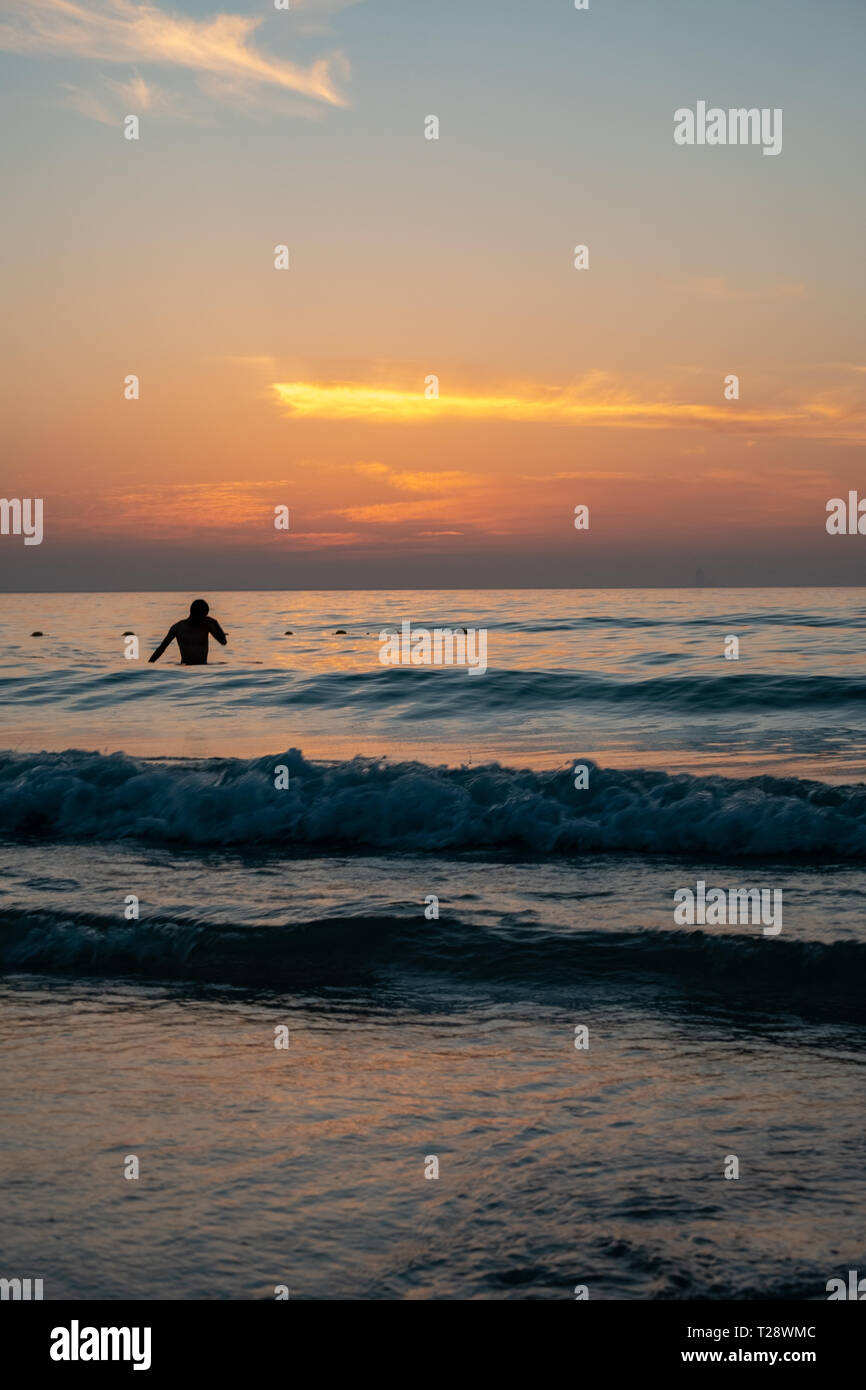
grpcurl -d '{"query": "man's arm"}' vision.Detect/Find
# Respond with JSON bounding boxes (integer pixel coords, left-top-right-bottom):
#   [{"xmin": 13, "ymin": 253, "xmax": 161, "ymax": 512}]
[
  {"xmin": 208, "ymin": 617, "xmax": 228, "ymax": 646},
  {"xmin": 149, "ymin": 626, "xmax": 177, "ymax": 663}
]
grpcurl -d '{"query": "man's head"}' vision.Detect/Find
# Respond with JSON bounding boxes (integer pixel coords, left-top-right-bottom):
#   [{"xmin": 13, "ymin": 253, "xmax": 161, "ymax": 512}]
[{"xmin": 189, "ymin": 599, "xmax": 209, "ymax": 620}]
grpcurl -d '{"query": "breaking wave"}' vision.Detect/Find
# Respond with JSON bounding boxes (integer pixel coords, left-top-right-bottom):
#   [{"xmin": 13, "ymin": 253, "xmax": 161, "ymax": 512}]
[
  {"xmin": 1, "ymin": 748, "xmax": 865, "ymax": 857},
  {"xmin": 1, "ymin": 907, "xmax": 865, "ymax": 1018}
]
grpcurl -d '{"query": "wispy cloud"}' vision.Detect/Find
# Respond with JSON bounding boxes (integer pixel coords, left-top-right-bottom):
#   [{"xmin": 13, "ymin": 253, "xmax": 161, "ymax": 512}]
[
  {"xmin": 69, "ymin": 479, "xmax": 298, "ymax": 536},
  {"xmin": 349, "ymin": 463, "xmax": 474, "ymax": 494},
  {"xmin": 519, "ymin": 470, "xmax": 646, "ymax": 482},
  {"xmin": 0, "ymin": 0, "xmax": 349, "ymax": 114},
  {"xmin": 107, "ymin": 71, "xmax": 160, "ymax": 109},
  {"xmin": 272, "ymin": 371, "xmax": 866, "ymax": 440},
  {"xmin": 61, "ymin": 70, "xmax": 188, "ymax": 124},
  {"xmin": 334, "ymin": 499, "xmax": 469, "ymax": 524},
  {"xmin": 330, "ymin": 463, "xmax": 483, "ymax": 526},
  {"xmin": 59, "ymin": 81, "xmax": 115, "ymax": 125}
]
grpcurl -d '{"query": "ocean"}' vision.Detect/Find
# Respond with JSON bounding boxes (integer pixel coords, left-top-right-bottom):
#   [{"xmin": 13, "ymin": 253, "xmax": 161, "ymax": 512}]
[{"xmin": 1, "ymin": 588, "xmax": 865, "ymax": 1299}]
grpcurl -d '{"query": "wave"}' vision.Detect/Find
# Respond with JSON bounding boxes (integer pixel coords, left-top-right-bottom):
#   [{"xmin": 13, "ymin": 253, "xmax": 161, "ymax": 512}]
[
  {"xmin": 1, "ymin": 748, "xmax": 866, "ymax": 857},
  {"xmin": 2, "ymin": 908, "xmax": 865, "ymax": 1013},
  {"xmin": 2, "ymin": 667, "xmax": 865, "ymax": 716},
  {"xmin": 489, "ymin": 612, "xmax": 866, "ymax": 631}
]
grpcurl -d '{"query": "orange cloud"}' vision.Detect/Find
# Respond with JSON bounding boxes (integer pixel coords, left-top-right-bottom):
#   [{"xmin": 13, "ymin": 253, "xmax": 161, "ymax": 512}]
[
  {"xmin": 389, "ymin": 470, "xmax": 473, "ymax": 494},
  {"xmin": 0, "ymin": 0, "xmax": 348, "ymax": 110},
  {"xmin": 59, "ymin": 480, "xmax": 297, "ymax": 537},
  {"xmin": 334, "ymin": 499, "xmax": 477, "ymax": 524},
  {"xmin": 347, "ymin": 464, "xmax": 474, "ymax": 494},
  {"xmin": 272, "ymin": 373, "xmax": 866, "ymax": 438}
]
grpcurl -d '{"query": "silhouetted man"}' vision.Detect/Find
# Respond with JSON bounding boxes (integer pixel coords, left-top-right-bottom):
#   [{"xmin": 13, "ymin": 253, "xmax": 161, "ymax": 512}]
[{"xmin": 149, "ymin": 599, "xmax": 228, "ymax": 665}]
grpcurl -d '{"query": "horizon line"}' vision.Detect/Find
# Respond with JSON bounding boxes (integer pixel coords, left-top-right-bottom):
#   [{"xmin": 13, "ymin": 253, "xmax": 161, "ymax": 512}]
[{"xmin": 1, "ymin": 584, "xmax": 865, "ymax": 596}]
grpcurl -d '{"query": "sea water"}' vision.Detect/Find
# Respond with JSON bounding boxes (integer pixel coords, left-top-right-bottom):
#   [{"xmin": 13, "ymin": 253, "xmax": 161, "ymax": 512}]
[{"xmin": 1, "ymin": 588, "xmax": 864, "ymax": 1298}]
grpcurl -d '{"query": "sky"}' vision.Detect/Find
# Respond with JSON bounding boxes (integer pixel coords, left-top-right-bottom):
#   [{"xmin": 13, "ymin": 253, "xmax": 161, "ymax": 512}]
[{"xmin": 1, "ymin": 0, "xmax": 865, "ymax": 590}]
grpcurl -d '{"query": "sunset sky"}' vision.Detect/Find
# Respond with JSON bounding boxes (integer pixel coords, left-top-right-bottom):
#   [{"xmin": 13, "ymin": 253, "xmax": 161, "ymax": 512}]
[{"xmin": 1, "ymin": 0, "xmax": 865, "ymax": 589}]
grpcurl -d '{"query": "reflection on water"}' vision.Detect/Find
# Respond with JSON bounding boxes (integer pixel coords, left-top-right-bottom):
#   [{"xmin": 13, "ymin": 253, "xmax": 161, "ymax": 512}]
[{"xmin": 1, "ymin": 588, "xmax": 865, "ymax": 776}]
